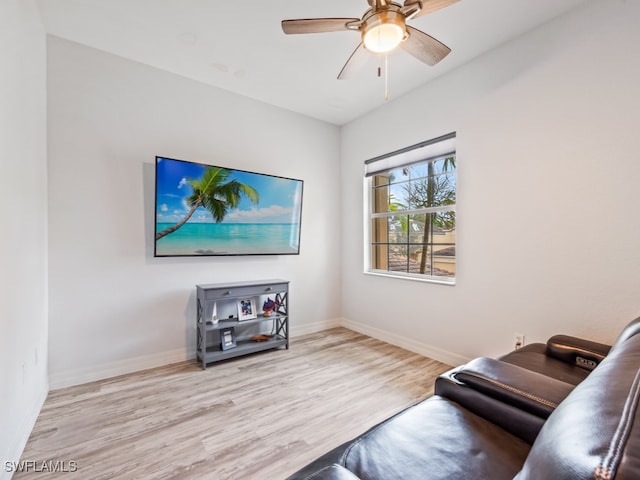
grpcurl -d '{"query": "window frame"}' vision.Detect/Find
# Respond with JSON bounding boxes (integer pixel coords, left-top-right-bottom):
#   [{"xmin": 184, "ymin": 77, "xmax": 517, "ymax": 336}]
[{"xmin": 364, "ymin": 133, "xmax": 457, "ymax": 285}]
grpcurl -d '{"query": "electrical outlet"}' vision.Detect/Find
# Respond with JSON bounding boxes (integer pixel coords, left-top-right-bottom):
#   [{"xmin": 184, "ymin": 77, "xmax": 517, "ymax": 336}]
[{"xmin": 514, "ymin": 333, "xmax": 525, "ymax": 350}]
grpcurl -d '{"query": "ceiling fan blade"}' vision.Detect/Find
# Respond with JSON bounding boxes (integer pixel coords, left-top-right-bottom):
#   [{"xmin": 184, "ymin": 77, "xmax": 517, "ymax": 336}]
[
  {"xmin": 400, "ymin": 25, "xmax": 451, "ymax": 66},
  {"xmin": 282, "ymin": 18, "xmax": 360, "ymax": 34},
  {"xmin": 337, "ymin": 43, "xmax": 370, "ymax": 80},
  {"xmin": 404, "ymin": 0, "xmax": 460, "ymax": 19}
]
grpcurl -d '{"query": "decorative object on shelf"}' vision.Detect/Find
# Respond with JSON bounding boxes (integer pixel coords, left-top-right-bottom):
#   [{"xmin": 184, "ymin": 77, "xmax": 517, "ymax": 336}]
[
  {"xmin": 211, "ymin": 302, "xmax": 219, "ymax": 324},
  {"xmin": 262, "ymin": 297, "xmax": 277, "ymax": 317},
  {"xmin": 237, "ymin": 298, "xmax": 257, "ymax": 321},
  {"xmin": 220, "ymin": 327, "xmax": 237, "ymax": 350},
  {"xmin": 250, "ymin": 334, "xmax": 274, "ymax": 342}
]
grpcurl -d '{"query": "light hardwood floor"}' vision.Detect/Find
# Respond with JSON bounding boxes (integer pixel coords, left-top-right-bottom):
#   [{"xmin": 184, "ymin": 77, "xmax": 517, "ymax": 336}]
[{"xmin": 16, "ymin": 328, "xmax": 451, "ymax": 480}]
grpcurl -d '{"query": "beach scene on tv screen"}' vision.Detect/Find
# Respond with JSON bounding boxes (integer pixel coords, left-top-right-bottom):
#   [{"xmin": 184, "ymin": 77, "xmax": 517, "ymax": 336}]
[{"xmin": 155, "ymin": 157, "xmax": 303, "ymax": 256}]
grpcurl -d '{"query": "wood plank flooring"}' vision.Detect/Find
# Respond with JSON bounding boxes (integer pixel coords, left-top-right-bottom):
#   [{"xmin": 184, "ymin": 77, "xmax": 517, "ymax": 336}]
[{"xmin": 16, "ymin": 328, "xmax": 451, "ymax": 480}]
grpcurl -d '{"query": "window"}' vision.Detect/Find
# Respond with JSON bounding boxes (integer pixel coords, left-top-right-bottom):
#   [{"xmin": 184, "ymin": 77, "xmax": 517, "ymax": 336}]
[{"xmin": 365, "ymin": 133, "xmax": 456, "ymax": 283}]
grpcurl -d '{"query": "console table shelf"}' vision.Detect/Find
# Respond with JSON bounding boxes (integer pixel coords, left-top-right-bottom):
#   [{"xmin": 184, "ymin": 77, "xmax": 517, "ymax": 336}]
[
  {"xmin": 203, "ymin": 313, "xmax": 288, "ymax": 331},
  {"xmin": 196, "ymin": 279, "xmax": 289, "ymax": 369},
  {"xmin": 200, "ymin": 336, "xmax": 288, "ymax": 364}
]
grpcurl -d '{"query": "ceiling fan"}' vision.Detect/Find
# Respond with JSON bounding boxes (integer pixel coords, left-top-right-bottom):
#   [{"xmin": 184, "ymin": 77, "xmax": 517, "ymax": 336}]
[{"xmin": 281, "ymin": 0, "xmax": 460, "ymax": 79}]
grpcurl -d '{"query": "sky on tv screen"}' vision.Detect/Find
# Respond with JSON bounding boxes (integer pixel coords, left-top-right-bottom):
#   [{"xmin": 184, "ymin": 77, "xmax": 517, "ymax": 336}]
[{"xmin": 155, "ymin": 157, "xmax": 302, "ymax": 225}]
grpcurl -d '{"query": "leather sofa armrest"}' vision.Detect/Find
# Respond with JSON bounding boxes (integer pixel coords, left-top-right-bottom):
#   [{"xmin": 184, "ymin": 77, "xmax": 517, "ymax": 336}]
[
  {"xmin": 285, "ymin": 441, "xmax": 354, "ymax": 480},
  {"xmin": 302, "ymin": 464, "xmax": 361, "ymax": 480},
  {"xmin": 546, "ymin": 334, "xmax": 611, "ymax": 370},
  {"xmin": 451, "ymin": 357, "xmax": 574, "ymax": 418},
  {"xmin": 436, "ymin": 372, "xmax": 542, "ymax": 443}
]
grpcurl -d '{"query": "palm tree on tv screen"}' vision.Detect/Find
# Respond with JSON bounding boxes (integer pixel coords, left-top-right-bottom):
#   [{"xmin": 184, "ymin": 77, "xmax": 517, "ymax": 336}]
[{"xmin": 155, "ymin": 167, "xmax": 259, "ymax": 240}]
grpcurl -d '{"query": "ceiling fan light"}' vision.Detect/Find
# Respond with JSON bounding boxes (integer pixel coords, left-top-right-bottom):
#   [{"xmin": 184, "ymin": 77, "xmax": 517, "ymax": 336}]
[
  {"xmin": 362, "ymin": 11, "xmax": 406, "ymax": 53},
  {"xmin": 364, "ymin": 24, "xmax": 404, "ymax": 53}
]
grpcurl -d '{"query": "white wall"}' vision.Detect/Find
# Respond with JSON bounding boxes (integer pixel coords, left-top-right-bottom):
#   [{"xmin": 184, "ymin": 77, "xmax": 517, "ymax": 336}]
[
  {"xmin": 47, "ymin": 37, "xmax": 342, "ymax": 388},
  {"xmin": 340, "ymin": 0, "xmax": 640, "ymax": 364},
  {"xmin": 0, "ymin": 0, "xmax": 48, "ymax": 476},
  {"xmin": 30, "ymin": 0, "xmax": 640, "ymax": 393}
]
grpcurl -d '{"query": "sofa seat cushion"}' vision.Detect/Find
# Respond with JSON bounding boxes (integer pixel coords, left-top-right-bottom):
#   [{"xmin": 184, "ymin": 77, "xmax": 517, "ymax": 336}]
[{"xmin": 339, "ymin": 396, "xmax": 530, "ymax": 480}]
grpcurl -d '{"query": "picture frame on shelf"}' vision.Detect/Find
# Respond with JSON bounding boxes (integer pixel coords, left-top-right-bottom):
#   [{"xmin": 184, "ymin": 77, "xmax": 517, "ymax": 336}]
[
  {"xmin": 220, "ymin": 327, "xmax": 236, "ymax": 350},
  {"xmin": 237, "ymin": 298, "xmax": 257, "ymax": 321},
  {"xmin": 211, "ymin": 301, "xmax": 219, "ymax": 324}
]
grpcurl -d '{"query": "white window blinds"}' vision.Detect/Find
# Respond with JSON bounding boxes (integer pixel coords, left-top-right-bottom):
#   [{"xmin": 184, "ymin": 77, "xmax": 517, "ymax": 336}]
[{"xmin": 364, "ymin": 132, "xmax": 456, "ymax": 177}]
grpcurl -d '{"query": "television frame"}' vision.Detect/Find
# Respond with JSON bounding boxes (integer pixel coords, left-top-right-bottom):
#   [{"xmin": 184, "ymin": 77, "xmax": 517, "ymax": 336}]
[{"xmin": 154, "ymin": 156, "xmax": 303, "ymax": 257}]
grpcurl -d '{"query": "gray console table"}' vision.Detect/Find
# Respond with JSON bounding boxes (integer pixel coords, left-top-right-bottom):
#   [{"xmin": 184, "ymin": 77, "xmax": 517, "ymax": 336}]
[{"xmin": 196, "ymin": 279, "xmax": 289, "ymax": 369}]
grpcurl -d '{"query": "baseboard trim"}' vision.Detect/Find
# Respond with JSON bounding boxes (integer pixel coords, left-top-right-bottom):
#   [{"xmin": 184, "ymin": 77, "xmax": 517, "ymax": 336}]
[
  {"xmin": 341, "ymin": 318, "xmax": 470, "ymax": 367},
  {"xmin": 2, "ymin": 384, "xmax": 48, "ymax": 480},
  {"xmin": 48, "ymin": 317, "xmax": 465, "ymax": 390},
  {"xmin": 49, "ymin": 348, "xmax": 192, "ymax": 390},
  {"xmin": 291, "ymin": 318, "xmax": 342, "ymax": 337},
  {"xmin": 49, "ymin": 319, "xmax": 343, "ymax": 389}
]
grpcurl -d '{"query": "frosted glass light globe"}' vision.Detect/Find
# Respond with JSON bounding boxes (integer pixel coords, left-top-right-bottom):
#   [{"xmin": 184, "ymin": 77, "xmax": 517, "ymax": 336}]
[{"xmin": 363, "ymin": 22, "xmax": 405, "ymax": 53}]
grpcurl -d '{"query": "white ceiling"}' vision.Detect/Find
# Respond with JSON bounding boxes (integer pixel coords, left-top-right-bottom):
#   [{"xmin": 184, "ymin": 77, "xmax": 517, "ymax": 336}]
[{"xmin": 36, "ymin": 0, "xmax": 591, "ymax": 125}]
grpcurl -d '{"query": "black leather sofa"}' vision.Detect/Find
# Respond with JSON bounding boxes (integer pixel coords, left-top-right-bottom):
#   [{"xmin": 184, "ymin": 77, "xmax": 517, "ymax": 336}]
[{"xmin": 286, "ymin": 317, "xmax": 640, "ymax": 480}]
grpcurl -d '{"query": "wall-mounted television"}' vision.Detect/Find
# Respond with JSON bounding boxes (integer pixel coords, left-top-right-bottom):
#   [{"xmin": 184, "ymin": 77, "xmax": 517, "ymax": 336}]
[{"xmin": 154, "ymin": 156, "xmax": 303, "ymax": 257}]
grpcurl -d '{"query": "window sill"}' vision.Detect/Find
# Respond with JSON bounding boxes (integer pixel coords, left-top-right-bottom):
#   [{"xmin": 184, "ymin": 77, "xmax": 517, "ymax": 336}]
[{"xmin": 365, "ymin": 270, "xmax": 456, "ymax": 286}]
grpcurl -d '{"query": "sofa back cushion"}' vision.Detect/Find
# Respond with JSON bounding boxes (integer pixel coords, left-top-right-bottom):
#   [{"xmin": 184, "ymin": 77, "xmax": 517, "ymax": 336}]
[
  {"xmin": 611, "ymin": 316, "xmax": 640, "ymax": 351},
  {"xmin": 342, "ymin": 396, "xmax": 530, "ymax": 480},
  {"xmin": 515, "ymin": 333, "xmax": 640, "ymax": 480}
]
